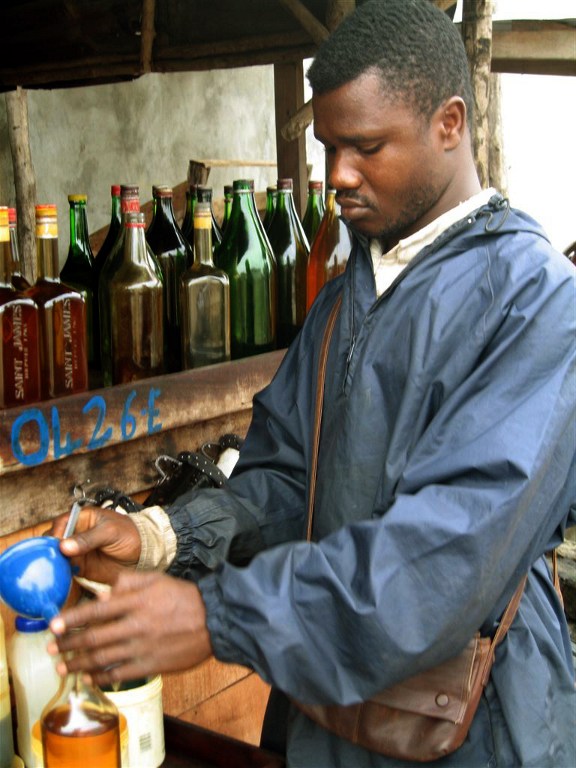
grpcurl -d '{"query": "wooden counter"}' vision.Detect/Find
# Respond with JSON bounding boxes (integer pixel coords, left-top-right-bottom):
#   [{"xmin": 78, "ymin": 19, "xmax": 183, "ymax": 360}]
[{"xmin": 0, "ymin": 351, "xmax": 284, "ymax": 745}]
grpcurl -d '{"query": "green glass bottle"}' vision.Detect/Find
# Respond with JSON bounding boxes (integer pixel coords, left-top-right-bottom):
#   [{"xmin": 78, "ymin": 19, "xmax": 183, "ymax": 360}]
[
  {"xmin": 302, "ymin": 180, "xmax": 326, "ymax": 247},
  {"xmin": 180, "ymin": 202, "xmax": 230, "ymax": 369},
  {"xmin": 0, "ymin": 207, "xmax": 41, "ymax": 408},
  {"xmin": 262, "ymin": 186, "xmax": 277, "ymax": 232},
  {"xmin": 109, "ymin": 211, "xmax": 164, "ymax": 384},
  {"xmin": 60, "ymin": 194, "xmax": 99, "ymax": 378},
  {"xmin": 221, "ymin": 184, "xmax": 233, "ymax": 235},
  {"xmin": 26, "ymin": 204, "xmax": 88, "ymax": 399},
  {"xmin": 215, "ymin": 179, "xmax": 276, "ymax": 359},
  {"xmin": 8, "ymin": 207, "xmax": 30, "ymax": 292},
  {"xmin": 94, "ymin": 185, "xmax": 121, "ymax": 280},
  {"xmin": 306, "ymin": 188, "xmax": 351, "ymax": 312},
  {"xmin": 180, "ymin": 183, "xmax": 197, "ymax": 246},
  {"xmin": 266, "ymin": 178, "xmax": 309, "ymax": 348},
  {"xmin": 196, "ymin": 186, "xmax": 223, "ymax": 251},
  {"xmin": 146, "ymin": 185, "xmax": 191, "ymax": 373},
  {"xmin": 98, "ymin": 184, "xmax": 140, "ymax": 386}
]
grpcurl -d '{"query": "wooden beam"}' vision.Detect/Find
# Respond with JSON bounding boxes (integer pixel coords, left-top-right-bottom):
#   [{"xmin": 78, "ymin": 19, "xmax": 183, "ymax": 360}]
[
  {"xmin": 491, "ymin": 21, "xmax": 576, "ymax": 76},
  {"xmin": 140, "ymin": 0, "xmax": 156, "ymax": 74},
  {"xmin": 274, "ymin": 61, "xmax": 308, "ymax": 215},
  {"xmin": 279, "ymin": 0, "xmax": 330, "ymax": 46}
]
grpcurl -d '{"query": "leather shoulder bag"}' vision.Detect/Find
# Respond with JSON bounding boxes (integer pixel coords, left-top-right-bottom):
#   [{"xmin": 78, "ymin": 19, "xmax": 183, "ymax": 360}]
[{"xmin": 292, "ymin": 294, "xmax": 528, "ymax": 762}]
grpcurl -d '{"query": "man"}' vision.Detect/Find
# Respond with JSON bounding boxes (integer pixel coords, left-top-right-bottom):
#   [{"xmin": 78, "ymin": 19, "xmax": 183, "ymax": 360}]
[{"xmin": 50, "ymin": 1, "xmax": 576, "ymax": 765}]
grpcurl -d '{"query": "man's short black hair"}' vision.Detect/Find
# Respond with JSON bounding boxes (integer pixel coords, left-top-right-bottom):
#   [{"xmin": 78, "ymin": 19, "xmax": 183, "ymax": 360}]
[{"xmin": 307, "ymin": 0, "xmax": 474, "ymax": 125}]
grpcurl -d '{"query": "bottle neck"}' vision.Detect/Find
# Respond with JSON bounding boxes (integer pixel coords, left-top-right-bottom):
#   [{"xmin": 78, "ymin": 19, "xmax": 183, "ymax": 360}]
[
  {"xmin": 110, "ymin": 194, "xmax": 121, "ymax": 226},
  {"xmin": 153, "ymin": 196, "xmax": 177, "ymax": 226},
  {"xmin": 120, "ymin": 196, "xmax": 140, "ymax": 223},
  {"xmin": 68, "ymin": 203, "xmax": 93, "ymax": 262},
  {"xmin": 193, "ymin": 223, "xmax": 214, "ymax": 266},
  {"xmin": 123, "ymin": 217, "xmax": 150, "ymax": 264},
  {"xmin": 0, "ymin": 240, "xmax": 13, "ymax": 286}
]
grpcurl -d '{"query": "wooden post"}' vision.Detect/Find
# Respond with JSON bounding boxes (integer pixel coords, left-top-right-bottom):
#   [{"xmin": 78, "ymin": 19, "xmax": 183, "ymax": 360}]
[
  {"xmin": 461, "ymin": 0, "xmax": 494, "ymax": 189},
  {"xmin": 274, "ymin": 61, "xmax": 307, "ymax": 215},
  {"xmin": 487, "ymin": 73, "xmax": 508, "ymax": 195},
  {"xmin": 4, "ymin": 87, "xmax": 37, "ymax": 282},
  {"xmin": 140, "ymin": 0, "xmax": 156, "ymax": 74}
]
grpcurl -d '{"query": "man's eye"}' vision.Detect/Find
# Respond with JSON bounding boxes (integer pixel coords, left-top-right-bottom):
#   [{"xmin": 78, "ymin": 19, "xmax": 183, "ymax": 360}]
[{"xmin": 359, "ymin": 144, "xmax": 382, "ymax": 155}]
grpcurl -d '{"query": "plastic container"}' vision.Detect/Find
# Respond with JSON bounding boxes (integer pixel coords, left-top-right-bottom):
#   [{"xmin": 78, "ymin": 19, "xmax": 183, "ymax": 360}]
[
  {"xmin": 8, "ymin": 617, "xmax": 61, "ymax": 768},
  {"xmin": 0, "ymin": 613, "xmax": 15, "ymax": 768},
  {"xmin": 105, "ymin": 676, "xmax": 165, "ymax": 768}
]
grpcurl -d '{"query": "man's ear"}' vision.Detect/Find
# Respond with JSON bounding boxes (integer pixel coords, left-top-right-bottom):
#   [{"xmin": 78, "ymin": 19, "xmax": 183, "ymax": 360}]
[{"xmin": 436, "ymin": 96, "xmax": 467, "ymax": 150}]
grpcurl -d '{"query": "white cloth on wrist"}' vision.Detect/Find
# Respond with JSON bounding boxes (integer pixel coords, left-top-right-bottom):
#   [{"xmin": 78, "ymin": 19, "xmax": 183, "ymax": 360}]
[{"xmin": 131, "ymin": 505, "xmax": 178, "ymax": 571}]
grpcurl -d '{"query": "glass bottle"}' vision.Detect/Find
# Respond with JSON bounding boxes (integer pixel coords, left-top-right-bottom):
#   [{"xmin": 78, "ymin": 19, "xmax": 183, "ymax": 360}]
[
  {"xmin": 26, "ymin": 204, "xmax": 88, "ymax": 399},
  {"xmin": 146, "ymin": 185, "xmax": 191, "ymax": 373},
  {"xmin": 98, "ymin": 184, "xmax": 140, "ymax": 387},
  {"xmin": 266, "ymin": 178, "xmax": 309, "ymax": 348},
  {"xmin": 181, "ymin": 202, "xmax": 230, "ymax": 369},
  {"xmin": 109, "ymin": 211, "xmax": 164, "ymax": 384},
  {"xmin": 93, "ymin": 185, "xmax": 122, "ymax": 279},
  {"xmin": 262, "ymin": 185, "xmax": 277, "ymax": 232},
  {"xmin": 180, "ymin": 183, "xmax": 197, "ymax": 246},
  {"xmin": 221, "ymin": 184, "xmax": 233, "ymax": 234},
  {"xmin": 0, "ymin": 206, "xmax": 41, "ymax": 408},
  {"xmin": 196, "ymin": 185, "xmax": 223, "ymax": 250},
  {"xmin": 215, "ymin": 179, "xmax": 276, "ymax": 359},
  {"xmin": 60, "ymin": 194, "xmax": 99, "ymax": 377},
  {"xmin": 41, "ymin": 670, "xmax": 121, "ymax": 768},
  {"xmin": 306, "ymin": 188, "xmax": 352, "ymax": 312},
  {"xmin": 8, "ymin": 207, "xmax": 30, "ymax": 291},
  {"xmin": 8, "ymin": 616, "xmax": 61, "ymax": 768},
  {"xmin": 0, "ymin": 609, "xmax": 15, "ymax": 768},
  {"xmin": 302, "ymin": 180, "xmax": 326, "ymax": 246}
]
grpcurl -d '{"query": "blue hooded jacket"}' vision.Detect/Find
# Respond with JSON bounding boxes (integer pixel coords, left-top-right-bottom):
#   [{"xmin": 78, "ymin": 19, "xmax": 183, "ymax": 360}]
[{"xmin": 167, "ymin": 195, "xmax": 576, "ymax": 767}]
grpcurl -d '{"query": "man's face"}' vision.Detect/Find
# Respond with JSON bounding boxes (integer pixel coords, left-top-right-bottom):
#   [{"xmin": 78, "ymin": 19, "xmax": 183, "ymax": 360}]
[{"xmin": 312, "ymin": 70, "xmax": 452, "ymax": 244}]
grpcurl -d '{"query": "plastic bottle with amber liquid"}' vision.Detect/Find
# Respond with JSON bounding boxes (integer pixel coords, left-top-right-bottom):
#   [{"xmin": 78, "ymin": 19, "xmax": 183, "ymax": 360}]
[
  {"xmin": 0, "ymin": 206, "xmax": 41, "ymax": 408},
  {"xmin": 306, "ymin": 188, "xmax": 352, "ymax": 312},
  {"xmin": 301, "ymin": 180, "xmax": 325, "ymax": 247},
  {"xmin": 8, "ymin": 207, "xmax": 30, "ymax": 291},
  {"xmin": 215, "ymin": 179, "xmax": 276, "ymax": 359},
  {"xmin": 41, "ymin": 667, "xmax": 122, "ymax": 768},
  {"xmin": 181, "ymin": 202, "xmax": 230, "ymax": 369},
  {"xmin": 108, "ymin": 211, "xmax": 164, "ymax": 384},
  {"xmin": 98, "ymin": 184, "xmax": 140, "ymax": 386},
  {"xmin": 26, "ymin": 204, "xmax": 88, "ymax": 399},
  {"xmin": 60, "ymin": 194, "xmax": 100, "ymax": 380},
  {"xmin": 146, "ymin": 185, "xmax": 192, "ymax": 372},
  {"xmin": 266, "ymin": 178, "xmax": 309, "ymax": 347}
]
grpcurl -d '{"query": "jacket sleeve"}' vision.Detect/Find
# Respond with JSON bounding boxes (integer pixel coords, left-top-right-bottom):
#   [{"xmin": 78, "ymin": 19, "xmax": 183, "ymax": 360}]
[{"xmin": 197, "ymin": 243, "xmax": 576, "ymax": 705}]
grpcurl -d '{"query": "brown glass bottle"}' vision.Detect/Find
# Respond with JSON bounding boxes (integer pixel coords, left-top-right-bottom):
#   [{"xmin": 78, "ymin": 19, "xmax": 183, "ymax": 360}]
[
  {"xmin": 146, "ymin": 185, "xmax": 191, "ymax": 373},
  {"xmin": 26, "ymin": 205, "xmax": 88, "ymax": 400},
  {"xmin": 98, "ymin": 185, "xmax": 140, "ymax": 387},
  {"xmin": 181, "ymin": 202, "xmax": 230, "ymax": 369},
  {"xmin": 306, "ymin": 188, "xmax": 351, "ymax": 312},
  {"xmin": 0, "ymin": 207, "xmax": 41, "ymax": 408},
  {"xmin": 109, "ymin": 211, "xmax": 164, "ymax": 384},
  {"xmin": 266, "ymin": 178, "xmax": 309, "ymax": 347},
  {"xmin": 8, "ymin": 207, "xmax": 30, "ymax": 292},
  {"xmin": 41, "ymin": 671, "xmax": 121, "ymax": 768}
]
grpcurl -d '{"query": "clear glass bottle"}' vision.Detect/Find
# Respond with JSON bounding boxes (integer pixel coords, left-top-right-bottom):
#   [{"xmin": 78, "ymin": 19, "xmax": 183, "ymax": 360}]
[
  {"xmin": 8, "ymin": 616, "xmax": 61, "ymax": 768},
  {"xmin": 109, "ymin": 211, "xmax": 164, "ymax": 384},
  {"xmin": 0, "ymin": 206, "xmax": 41, "ymax": 408},
  {"xmin": 262, "ymin": 185, "xmax": 277, "ymax": 232},
  {"xmin": 41, "ymin": 670, "xmax": 121, "ymax": 768},
  {"xmin": 8, "ymin": 206, "xmax": 30, "ymax": 292},
  {"xmin": 146, "ymin": 185, "xmax": 191, "ymax": 373},
  {"xmin": 181, "ymin": 202, "xmax": 230, "ymax": 369},
  {"xmin": 266, "ymin": 178, "xmax": 309, "ymax": 348},
  {"xmin": 26, "ymin": 204, "xmax": 88, "ymax": 399},
  {"xmin": 215, "ymin": 179, "xmax": 276, "ymax": 359},
  {"xmin": 60, "ymin": 194, "xmax": 99, "ymax": 377},
  {"xmin": 302, "ymin": 180, "xmax": 325, "ymax": 247},
  {"xmin": 98, "ymin": 184, "xmax": 140, "ymax": 386},
  {"xmin": 196, "ymin": 186, "xmax": 223, "ymax": 252},
  {"xmin": 306, "ymin": 188, "xmax": 351, "ymax": 312}
]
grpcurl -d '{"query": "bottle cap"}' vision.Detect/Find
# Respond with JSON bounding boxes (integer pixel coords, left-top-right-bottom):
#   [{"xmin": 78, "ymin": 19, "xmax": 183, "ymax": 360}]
[
  {"xmin": 8, "ymin": 207, "xmax": 17, "ymax": 224},
  {"xmin": 35, "ymin": 204, "xmax": 57, "ymax": 218},
  {"xmin": 15, "ymin": 616, "xmax": 49, "ymax": 632},
  {"xmin": 309, "ymin": 180, "xmax": 324, "ymax": 191},
  {"xmin": 277, "ymin": 179, "xmax": 293, "ymax": 191},
  {"xmin": 0, "ymin": 206, "xmax": 8, "ymax": 227},
  {"xmin": 111, "ymin": 184, "xmax": 121, "ymax": 196},
  {"xmin": 68, "ymin": 194, "xmax": 87, "ymax": 203},
  {"xmin": 152, "ymin": 185, "xmax": 172, "ymax": 198},
  {"xmin": 196, "ymin": 186, "xmax": 213, "ymax": 202}
]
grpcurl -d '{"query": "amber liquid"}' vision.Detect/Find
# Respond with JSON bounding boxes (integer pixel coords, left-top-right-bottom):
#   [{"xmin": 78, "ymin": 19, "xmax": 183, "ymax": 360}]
[
  {"xmin": 42, "ymin": 705, "xmax": 120, "ymax": 768},
  {"xmin": 0, "ymin": 291, "xmax": 41, "ymax": 408}
]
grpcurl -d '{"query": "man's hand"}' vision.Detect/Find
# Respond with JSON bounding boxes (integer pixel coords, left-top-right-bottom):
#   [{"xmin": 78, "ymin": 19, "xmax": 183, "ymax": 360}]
[
  {"xmin": 48, "ymin": 505, "xmax": 142, "ymax": 585},
  {"xmin": 49, "ymin": 571, "xmax": 213, "ymax": 685}
]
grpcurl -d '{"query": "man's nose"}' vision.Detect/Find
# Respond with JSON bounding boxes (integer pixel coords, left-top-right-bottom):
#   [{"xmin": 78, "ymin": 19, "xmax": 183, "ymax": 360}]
[{"xmin": 328, "ymin": 150, "xmax": 361, "ymax": 191}]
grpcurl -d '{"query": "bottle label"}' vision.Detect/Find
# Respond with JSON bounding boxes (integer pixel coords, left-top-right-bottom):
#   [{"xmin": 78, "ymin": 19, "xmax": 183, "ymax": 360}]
[
  {"xmin": 125, "ymin": 221, "xmax": 146, "ymax": 229},
  {"xmin": 35, "ymin": 221, "xmax": 58, "ymax": 238},
  {"xmin": 121, "ymin": 199, "xmax": 140, "ymax": 214},
  {"xmin": 0, "ymin": 224, "xmax": 9, "ymax": 242},
  {"xmin": 193, "ymin": 217, "xmax": 211, "ymax": 230}
]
